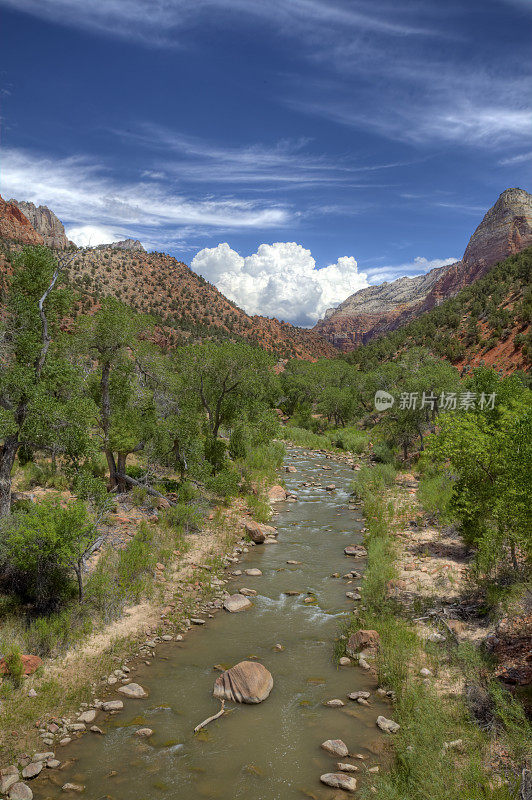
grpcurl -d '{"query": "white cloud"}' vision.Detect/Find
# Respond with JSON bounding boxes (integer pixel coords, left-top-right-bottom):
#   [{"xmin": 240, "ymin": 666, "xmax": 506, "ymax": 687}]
[
  {"xmin": 66, "ymin": 224, "xmax": 122, "ymax": 247},
  {"xmin": 0, "ymin": 146, "xmax": 290, "ymax": 242},
  {"xmin": 191, "ymin": 242, "xmax": 369, "ymax": 326}
]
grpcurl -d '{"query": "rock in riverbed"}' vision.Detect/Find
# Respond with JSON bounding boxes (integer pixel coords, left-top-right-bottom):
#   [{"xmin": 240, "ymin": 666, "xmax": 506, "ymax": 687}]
[
  {"xmin": 320, "ymin": 773, "xmax": 357, "ymax": 792},
  {"xmin": 214, "ymin": 661, "xmax": 273, "ymax": 704},
  {"xmin": 321, "ymin": 739, "xmax": 349, "ymax": 757},
  {"xmin": 346, "ymin": 629, "xmax": 380, "ymax": 657},
  {"xmin": 117, "ymin": 683, "xmax": 147, "ymax": 699},
  {"xmin": 337, "ymin": 762, "xmax": 358, "ymax": 772},
  {"xmin": 223, "ymin": 594, "xmax": 252, "ymax": 613},
  {"xmin": 325, "ymin": 699, "xmax": 345, "ymax": 707},
  {"xmin": 244, "ymin": 568, "xmax": 262, "ymax": 577},
  {"xmin": 8, "ymin": 783, "xmax": 33, "ymax": 800},
  {"xmin": 376, "ymin": 715, "xmax": 400, "ymax": 733},
  {"xmin": 267, "ymin": 485, "xmax": 287, "ymax": 502},
  {"xmin": 21, "ymin": 764, "xmax": 42, "ymax": 780},
  {"xmin": 135, "ymin": 728, "xmax": 153, "ymax": 737},
  {"xmin": 102, "ymin": 700, "xmax": 123, "ymax": 712},
  {"xmin": 344, "ymin": 545, "xmax": 367, "ymax": 558}
]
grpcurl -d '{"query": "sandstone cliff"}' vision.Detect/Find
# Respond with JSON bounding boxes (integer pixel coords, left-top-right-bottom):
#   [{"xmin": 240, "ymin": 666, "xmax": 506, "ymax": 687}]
[
  {"xmin": 9, "ymin": 199, "xmax": 72, "ymax": 249},
  {"xmin": 316, "ymin": 187, "xmax": 532, "ymax": 350},
  {"xmin": 0, "ymin": 195, "xmax": 44, "ymax": 246},
  {"xmin": 96, "ymin": 239, "xmax": 145, "ymax": 252}
]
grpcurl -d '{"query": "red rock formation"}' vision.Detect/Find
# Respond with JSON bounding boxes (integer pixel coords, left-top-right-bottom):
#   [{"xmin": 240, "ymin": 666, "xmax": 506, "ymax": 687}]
[
  {"xmin": 0, "ymin": 195, "xmax": 44, "ymax": 246},
  {"xmin": 316, "ymin": 188, "xmax": 532, "ymax": 351},
  {"xmin": 9, "ymin": 199, "xmax": 72, "ymax": 249}
]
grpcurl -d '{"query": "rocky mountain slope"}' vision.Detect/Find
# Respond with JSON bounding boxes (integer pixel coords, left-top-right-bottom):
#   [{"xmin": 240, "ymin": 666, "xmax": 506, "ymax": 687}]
[
  {"xmin": 0, "ymin": 195, "xmax": 44, "ymax": 246},
  {"xmin": 9, "ymin": 198, "xmax": 72, "ymax": 249},
  {"xmin": 347, "ymin": 247, "xmax": 531, "ymax": 374},
  {"xmin": 0, "ymin": 199, "xmax": 334, "ymax": 359},
  {"xmin": 316, "ymin": 188, "xmax": 532, "ymax": 350}
]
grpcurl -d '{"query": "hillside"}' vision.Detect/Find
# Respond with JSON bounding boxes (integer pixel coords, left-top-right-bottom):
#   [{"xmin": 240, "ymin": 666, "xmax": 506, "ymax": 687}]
[
  {"xmin": 345, "ymin": 247, "xmax": 532, "ymax": 374},
  {"xmin": 316, "ymin": 188, "xmax": 532, "ymax": 350},
  {"xmin": 0, "ymin": 198, "xmax": 335, "ymax": 359}
]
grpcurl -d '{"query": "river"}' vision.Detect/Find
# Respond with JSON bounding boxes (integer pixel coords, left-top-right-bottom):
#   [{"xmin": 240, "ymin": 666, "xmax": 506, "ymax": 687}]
[{"xmin": 35, "ymin": 446, "xmax": 390, "ymax": 799}]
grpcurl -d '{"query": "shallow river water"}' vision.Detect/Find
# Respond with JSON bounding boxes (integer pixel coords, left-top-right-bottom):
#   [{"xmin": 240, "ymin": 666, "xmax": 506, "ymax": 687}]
[{"xmin": 35, "ymin": 447, "xmax": 390, "ymax": 800}]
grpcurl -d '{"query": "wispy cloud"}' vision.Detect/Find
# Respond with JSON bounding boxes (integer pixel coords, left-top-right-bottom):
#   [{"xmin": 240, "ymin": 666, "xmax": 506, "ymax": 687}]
[
  {"xmin": 0, "ymin": 146, "xmax": 292, "ymax": 246},
  {"xmin": 0, "ymin": 0, "xmax": 437, "ymax": 46},
  {"xmin": 289, "ymin": 64, "xmax": 532, "ymax": 148},
  {"xmin": 365, "ymin": 256, "xmax": 457, "ymax": 284},
  {"xmin": 498, "ymin": 151, "xmax": 532, "ymax": 166},
  {"xmin": 115, "ymin": 124, "xmax": 420, "ymax": 189}
]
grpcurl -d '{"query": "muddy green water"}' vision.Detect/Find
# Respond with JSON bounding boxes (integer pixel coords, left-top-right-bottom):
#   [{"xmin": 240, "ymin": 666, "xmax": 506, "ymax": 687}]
[{"xmin": 36, "ymin": 447, "xmax": 391, "ymax": 800}]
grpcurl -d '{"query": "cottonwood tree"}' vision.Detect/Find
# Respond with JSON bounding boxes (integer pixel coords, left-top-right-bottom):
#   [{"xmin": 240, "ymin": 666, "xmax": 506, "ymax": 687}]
[
  {"xmin": 78, "ymin": 297, "xmax": 155, "ymax": 491},
  {"xmin": 0, "ymin": 246, "xmax": 93, "ymax": 516},
  {"xmin": 178, "ymin": 341, "xmax": 276, "ymax": 470}
]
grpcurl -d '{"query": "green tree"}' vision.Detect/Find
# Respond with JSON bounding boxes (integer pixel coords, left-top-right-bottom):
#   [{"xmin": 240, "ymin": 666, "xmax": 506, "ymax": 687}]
[
  {"xmin": 0, "ymin": 499, "xmax": 101, "ymax": 610},
  {"xmin": 78, "ymin": 298, "xmax": 155, "ymax": 491},
  {"xmin": 0, "ymin": 247, "xmax": 94, "ymax": 516},
  {"xmin": 427, "ymin": 371, "xmax": 532, "ymax": 576},
  {"xmin": 178, "ymin": 341, "xmax": 276, "ymax": 470}
]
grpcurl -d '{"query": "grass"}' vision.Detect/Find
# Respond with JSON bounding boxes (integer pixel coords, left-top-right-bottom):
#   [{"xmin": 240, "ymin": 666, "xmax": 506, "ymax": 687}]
[
  {"xmin": 351, "ymin": 463, "xmax": 396, "ymax": 499},
  {"xmin": 343, "ymin": 469, "xmax": 529, "ymax": 800},
  {"xmin": 281, "ymin": 424, "xmax": 369, "ymax": 454}
]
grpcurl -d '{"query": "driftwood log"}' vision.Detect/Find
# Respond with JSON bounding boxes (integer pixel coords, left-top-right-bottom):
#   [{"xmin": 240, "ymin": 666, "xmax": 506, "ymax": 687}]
[{"xmin": 193, "ymin": 699, "xmax": 226, "ymax": 733}]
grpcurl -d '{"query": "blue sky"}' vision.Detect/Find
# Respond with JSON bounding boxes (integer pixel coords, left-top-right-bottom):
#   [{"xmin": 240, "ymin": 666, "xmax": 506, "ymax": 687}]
[{"xmin": 0, "ymin": 0, "xmax": 530, "ymax": 325}]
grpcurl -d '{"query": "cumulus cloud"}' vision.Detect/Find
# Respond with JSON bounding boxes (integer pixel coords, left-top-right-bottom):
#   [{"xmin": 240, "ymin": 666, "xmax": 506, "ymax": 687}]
[
  {"xmin": 191, "ymin": 242, "xmax": 369, "ymax": 326},
  {"xmin": 66, "ymin": 224, "xmax": 123, "ymax": 247}
]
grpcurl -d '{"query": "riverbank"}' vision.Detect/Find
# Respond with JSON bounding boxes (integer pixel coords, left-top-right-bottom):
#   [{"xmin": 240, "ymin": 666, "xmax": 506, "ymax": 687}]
[
  {"xmin": 343, "ymin": 464, "xmax": 531, "ymax": 799},
  {"xmin": 0, "ymin": 489, "xmax": 277, "ymax": 767}
]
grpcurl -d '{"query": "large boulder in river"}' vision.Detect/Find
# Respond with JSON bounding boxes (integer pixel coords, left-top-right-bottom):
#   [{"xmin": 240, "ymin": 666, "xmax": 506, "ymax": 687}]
[
  {"xmin": 223, "ymin": 594, "xmax": 252, "ymax": 613},
  {"xmin": 268, "ymin": 485, "xmax": 287, "ymax": 502},
  {"xmin": 244, "ymin": 519, "xmax": 266, "ymax": 543},
  {"xmin": 117, "ymin": 683, "xmax": 147, "ymax": 699},
  {"xmin": 346, "ymin": 630, "xmax": 380, "ymax": 657},
  {"xmin": 213, "ymin": 661, "xmax": 273, "ymax": 704},
  {"xmin": 243, "ymin": 519, "xmax": 276, "ymax": 543}
]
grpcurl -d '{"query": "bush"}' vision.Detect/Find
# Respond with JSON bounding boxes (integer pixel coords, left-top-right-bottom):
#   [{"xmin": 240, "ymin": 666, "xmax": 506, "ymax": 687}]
[
  {"xmin": 206, "ymin": 467, "xmax": 241, "ymax": 500},
  {"xmin": 4, "ymin": 646, "xmax": 24, "ymax": 687},
  {"xmin": 0, "ymin": 500, "xmax": 97, "ymax": 612}
]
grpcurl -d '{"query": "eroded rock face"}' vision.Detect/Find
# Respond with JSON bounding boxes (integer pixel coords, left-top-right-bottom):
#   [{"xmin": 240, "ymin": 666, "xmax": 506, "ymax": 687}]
[
  {"xmin": 96, "ymin": 239, "xmax": 145, "ymax": 252},
  {"xmin": 9, "ymin": 200, "xmax": 71, "ymax": 249},
  {"xmin": 0, "ymin": 195, "xmax": 44, "ymax": 246},
  {"xmin": 213, "ymin": 660, "xmax": 273, "ymax": 704},
  {"xmin": 315, "ymin": 187, "xmax": 532, "ymax": 351}
]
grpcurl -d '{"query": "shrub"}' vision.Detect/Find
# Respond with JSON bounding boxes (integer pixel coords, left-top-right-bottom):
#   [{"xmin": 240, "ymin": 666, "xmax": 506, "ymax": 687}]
[
  {"xmin": 0, "ymin": 500, "xmax": 98, "ymax": 611},
  {"xmin": 206, "ymin": 467, "xmax": 240, "ymax": 500},
  {"xmin": 4, "ymin": 646, "xmax": 24, "ymax": 687}
]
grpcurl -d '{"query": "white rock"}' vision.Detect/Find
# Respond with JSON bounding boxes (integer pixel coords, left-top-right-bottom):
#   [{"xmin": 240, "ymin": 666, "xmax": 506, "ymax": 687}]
[
  {"xmin": 117, "ymin": 683, "xmax": 147, "ymax": 699},
  {"xmin": 102, "ymin": 700, "xmax": 123, "ymax": 711},
  {"xmin": 376, "ymin": 715, "xmax": 400, "ymax": 734},
  {"xmin": 321, "ymin": 739, "xmax": 349, "ymax": 757},
  {"xmin": 320, "ymin": 773, "xmax": 357, "ymax": 792}
]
